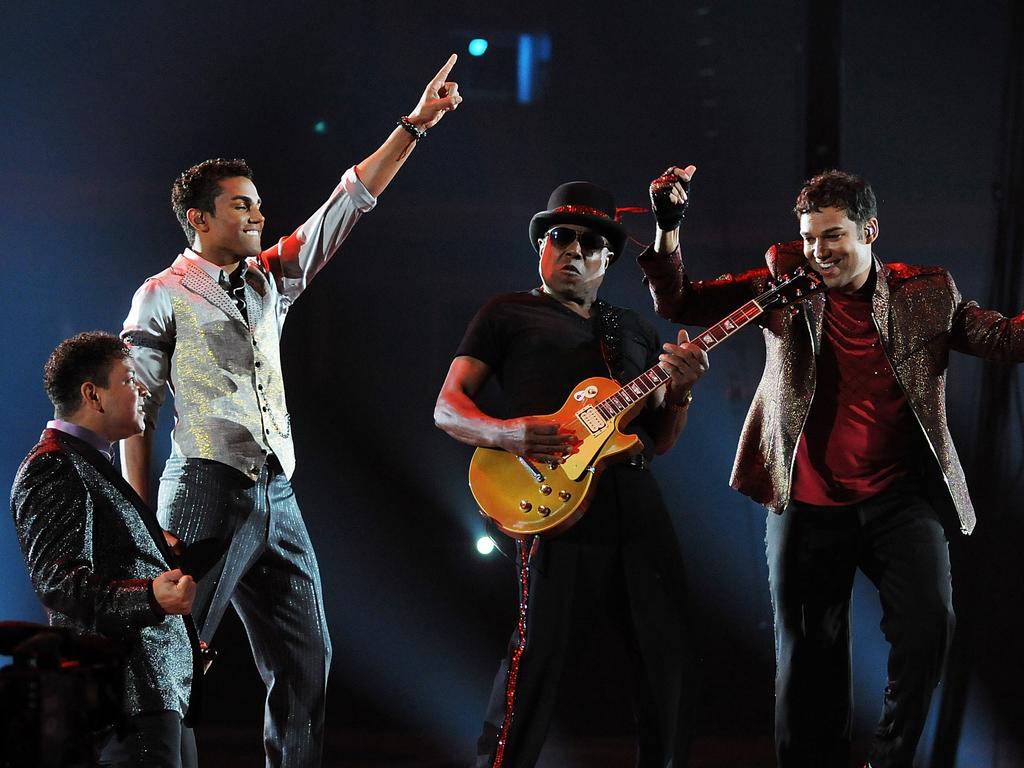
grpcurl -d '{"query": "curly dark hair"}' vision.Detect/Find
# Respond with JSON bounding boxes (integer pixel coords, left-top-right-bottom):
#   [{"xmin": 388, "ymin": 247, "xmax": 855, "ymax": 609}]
[
  {"xmin": 44, "ymin": 332, "xmax": 130, "ymax": 417},
  {"xmin": 171, "ymin": 158, "xmax": 253, "ymax": 246},
  {"xmin": 793, "ymin": 170, "xmax": 877, "ymax": 228}
]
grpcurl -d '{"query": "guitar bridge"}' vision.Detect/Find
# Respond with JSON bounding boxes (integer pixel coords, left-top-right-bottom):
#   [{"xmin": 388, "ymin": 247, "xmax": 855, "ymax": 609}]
[{"xmin": 516, "ymin": 456, "xmax": 545, "ymax": 483}]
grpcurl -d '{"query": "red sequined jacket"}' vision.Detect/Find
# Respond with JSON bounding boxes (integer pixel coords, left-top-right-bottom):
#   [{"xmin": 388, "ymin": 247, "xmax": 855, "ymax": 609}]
[{"xmin": 637, "ymin": 241, "xmax": 1024, "ymax": 534}]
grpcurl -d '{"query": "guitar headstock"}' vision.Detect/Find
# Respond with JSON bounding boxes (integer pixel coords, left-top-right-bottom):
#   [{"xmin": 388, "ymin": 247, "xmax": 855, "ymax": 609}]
[{"xmin": 758, "ymin": 266, "xmax": 826, "ymax": 312}]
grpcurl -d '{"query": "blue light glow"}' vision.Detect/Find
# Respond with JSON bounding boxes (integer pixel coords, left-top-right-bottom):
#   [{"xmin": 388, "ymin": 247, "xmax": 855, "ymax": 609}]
[
  {"xmin": 517, "ymin": 33, "xmax": 551, "ymax": 104},
  {"xmin": 468, "ymin": 38, "xmax": 488, "ymax": 57}
]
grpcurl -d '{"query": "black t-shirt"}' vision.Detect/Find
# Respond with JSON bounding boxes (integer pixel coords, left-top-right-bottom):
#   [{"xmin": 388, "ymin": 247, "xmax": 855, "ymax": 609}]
[{"xmin": 455, "ymin": 289, "xmax": 663, "ymax": 456}]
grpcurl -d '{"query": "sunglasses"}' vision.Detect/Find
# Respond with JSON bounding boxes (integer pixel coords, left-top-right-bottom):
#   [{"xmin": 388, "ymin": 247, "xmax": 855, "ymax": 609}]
[{"xmin": 545, "ymin": 226, "xmax": 609, "ymax": 253}]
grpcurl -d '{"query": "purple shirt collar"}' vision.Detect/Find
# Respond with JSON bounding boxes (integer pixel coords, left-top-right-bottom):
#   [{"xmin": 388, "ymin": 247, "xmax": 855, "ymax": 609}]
[{"xmin": 47, "ymin": 420, "xmax": 115, "ymax": 462}]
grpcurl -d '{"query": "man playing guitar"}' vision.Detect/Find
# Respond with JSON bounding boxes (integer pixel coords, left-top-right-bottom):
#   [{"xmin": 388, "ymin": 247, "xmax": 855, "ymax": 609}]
[{"xmin": 434, "ymin": 177, "xmax": 707, "ymax": 767}]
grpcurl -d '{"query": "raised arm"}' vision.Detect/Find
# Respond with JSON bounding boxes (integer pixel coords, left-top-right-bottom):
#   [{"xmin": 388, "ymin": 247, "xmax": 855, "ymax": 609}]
[
  {"xmin": 650, "ymin": 164, "xmax": 696, "ymax": 256},
  {"xmin": 264, "ymin": 54, "xmax": 463, "ymax": 297},
  {"xmin": 638, "ymin": 163, "xmax": 772, "ymax": 326},
  {"xmin": 434, "ymin": 356, "xmax": 577, "ymax": 464},
  {"xmin": 355, "ymin": 53, "xmax": 463, "ymax": 197}
]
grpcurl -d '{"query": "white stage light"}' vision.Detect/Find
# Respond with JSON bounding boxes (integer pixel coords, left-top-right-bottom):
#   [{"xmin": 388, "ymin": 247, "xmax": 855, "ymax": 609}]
[{"xmin": 476, "ymin": 536, "xmax": 496, "ymax": 555}]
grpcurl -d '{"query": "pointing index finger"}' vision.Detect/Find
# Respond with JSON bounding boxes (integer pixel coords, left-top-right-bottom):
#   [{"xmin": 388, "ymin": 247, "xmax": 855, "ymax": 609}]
[{"xmin": 433, "ymin": 53, "xmax": 458, "ymax": 84}]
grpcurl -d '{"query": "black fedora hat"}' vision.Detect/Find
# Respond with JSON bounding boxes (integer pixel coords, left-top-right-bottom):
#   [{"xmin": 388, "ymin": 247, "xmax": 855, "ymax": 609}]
[{"xmin": 529, "ymin": 181, "xmax": 628, "ymax": 263}]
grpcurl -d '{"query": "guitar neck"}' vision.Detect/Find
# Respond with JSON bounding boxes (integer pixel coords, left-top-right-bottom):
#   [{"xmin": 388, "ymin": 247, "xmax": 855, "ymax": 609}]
[
  {"xmin": 690, "ymin": 297, "xmax": 765, "ymax": 352},
  {"xmin": 594, "ymin": 297, "xmax": 767, "ymax": 420}
]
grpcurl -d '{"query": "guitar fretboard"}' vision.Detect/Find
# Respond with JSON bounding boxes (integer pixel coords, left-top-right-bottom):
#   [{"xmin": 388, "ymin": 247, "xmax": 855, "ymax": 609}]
[
  {"xmin": 691, "ymin": 299, "xmax": 764, "ymax": 352},
  {"xmin": 591, "ymin": 297, "xmax": 767, "ymax": 422}
]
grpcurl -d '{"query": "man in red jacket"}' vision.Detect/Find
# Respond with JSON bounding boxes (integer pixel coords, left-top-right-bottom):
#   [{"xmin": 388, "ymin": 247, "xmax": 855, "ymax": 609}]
[{"xmin": 638, "ymin": 166, "xmax": 1024, "ymax": 768}]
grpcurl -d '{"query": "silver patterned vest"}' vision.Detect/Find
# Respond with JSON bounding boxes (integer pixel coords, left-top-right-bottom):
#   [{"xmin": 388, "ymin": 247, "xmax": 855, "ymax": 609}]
[{"xmin": 138, "ymin": 254, "xmax": 294, "ymax": 480}]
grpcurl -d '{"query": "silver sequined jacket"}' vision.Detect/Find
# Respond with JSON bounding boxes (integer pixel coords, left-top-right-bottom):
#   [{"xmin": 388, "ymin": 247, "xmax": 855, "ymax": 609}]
[
  {"xmin": 637, "ymin": 242, "xmax": 1024, "ymax": 534},
  {"xmin": 11, "ymin": 429, "xmax": 195, "ymax": 716}
]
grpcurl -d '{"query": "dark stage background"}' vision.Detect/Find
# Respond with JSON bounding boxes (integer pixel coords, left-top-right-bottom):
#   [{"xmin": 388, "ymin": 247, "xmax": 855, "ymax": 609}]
[{"xmin": 2, "ymin": 2, "xmax": 1022, "ymax": 766}]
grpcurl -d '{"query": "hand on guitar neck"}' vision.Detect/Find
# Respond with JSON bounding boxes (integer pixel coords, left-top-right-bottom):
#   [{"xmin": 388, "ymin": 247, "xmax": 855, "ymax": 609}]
[{"xmin": 658, "ymin": 328, "xmax": 707, "ymax": 407}]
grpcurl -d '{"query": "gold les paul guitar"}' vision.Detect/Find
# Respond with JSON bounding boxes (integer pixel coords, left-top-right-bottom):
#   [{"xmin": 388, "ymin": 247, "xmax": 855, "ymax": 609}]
[{"xmin": 468, "ymin": 267, "xmax": 825, "ymax": 538}]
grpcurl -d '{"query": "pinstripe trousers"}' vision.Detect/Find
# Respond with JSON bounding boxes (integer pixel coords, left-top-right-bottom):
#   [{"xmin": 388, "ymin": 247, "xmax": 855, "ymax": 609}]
[{"xmin": 158, "ymin": 456, "xmax": 332, "ymax": 768}]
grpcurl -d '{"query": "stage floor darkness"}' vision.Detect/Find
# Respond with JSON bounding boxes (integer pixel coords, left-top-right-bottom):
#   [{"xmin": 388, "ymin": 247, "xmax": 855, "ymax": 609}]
[{"xmin": 195, "ymin": 728, "xmax": 777, "ymax": 767}]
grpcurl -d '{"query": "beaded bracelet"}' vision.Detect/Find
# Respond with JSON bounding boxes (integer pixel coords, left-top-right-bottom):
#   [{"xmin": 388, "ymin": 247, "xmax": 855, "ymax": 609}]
[{"xmin": 397, "ymin": 116, "xmax": 427, "ymax": 140}]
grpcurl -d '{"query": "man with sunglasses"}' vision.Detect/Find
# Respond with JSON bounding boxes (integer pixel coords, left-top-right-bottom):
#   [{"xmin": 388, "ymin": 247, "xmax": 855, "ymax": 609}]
[{"xmin": 435, "ymin": 181, "xmax": 708, "ymax": 767}]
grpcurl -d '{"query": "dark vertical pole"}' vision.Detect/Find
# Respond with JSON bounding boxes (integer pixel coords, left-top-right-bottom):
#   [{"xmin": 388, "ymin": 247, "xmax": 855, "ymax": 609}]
[
  {"xmin": 805, "ymin": 0, "xmax": 843, "ymax": 177},
  {"xmin": 931, "ymin": 4, "xmax": 1024, "ymax": 766}
]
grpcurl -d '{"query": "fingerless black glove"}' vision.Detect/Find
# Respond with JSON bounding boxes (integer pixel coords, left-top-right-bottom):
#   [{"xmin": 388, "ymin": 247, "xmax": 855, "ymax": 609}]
[{"xmin": 651, "ymin": 173, "xmax": 691, "ymax": 230}]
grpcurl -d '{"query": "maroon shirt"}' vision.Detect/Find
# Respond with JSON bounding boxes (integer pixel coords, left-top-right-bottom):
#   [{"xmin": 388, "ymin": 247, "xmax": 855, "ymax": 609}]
[{"xmin": 792, "ymin": 277, "xmax": 917, "ymax": 505}]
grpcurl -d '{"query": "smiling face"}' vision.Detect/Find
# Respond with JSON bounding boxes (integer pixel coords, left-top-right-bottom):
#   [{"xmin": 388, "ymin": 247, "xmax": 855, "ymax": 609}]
[
  {"xmin": 799, "ymin": 205, "xmax": 878, "ymax": 293},
  {"xmin": 191, "ymin": 176, "xmax": 265, "ymax": 265},
  {"xmin": 538, "ymin": 224, "xmax": 610, "ymax": 306},
  {"xmin": 93, "ymin": 357, "xmax": 148, "ymax": 441}
]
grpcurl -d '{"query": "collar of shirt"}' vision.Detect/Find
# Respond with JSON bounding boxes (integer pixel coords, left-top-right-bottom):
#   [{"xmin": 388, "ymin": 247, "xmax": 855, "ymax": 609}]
[
  {"xmin": 184, "ymin": 248, "xmax": 248, "ymax": 283},
  {"xmin": 47, "ymin": 420, "xmax": 115, "ymax": 462}
]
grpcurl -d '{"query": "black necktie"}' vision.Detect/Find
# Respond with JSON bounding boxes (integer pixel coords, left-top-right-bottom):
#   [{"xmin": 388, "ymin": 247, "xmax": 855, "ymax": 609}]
[{"xmin": 219, "ymin": 267, "xmax": 248, "ymax": 323}]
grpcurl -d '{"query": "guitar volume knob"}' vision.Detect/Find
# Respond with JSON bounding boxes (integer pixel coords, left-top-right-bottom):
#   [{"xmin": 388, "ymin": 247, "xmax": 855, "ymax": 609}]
[
  {"xmin": 537, "ymin": 505, "xmax": 551, "ymax": 517},
  {"xmin": 558, "ymin": 490, "xmax": 571, "ymax": 501},
  {"xmin": 519, "ymin": 500, "xmax": 532, "ymax": 513},
  {"xmin": 539, "ymin": 485, "xmax": 552, "ymax": 495}
]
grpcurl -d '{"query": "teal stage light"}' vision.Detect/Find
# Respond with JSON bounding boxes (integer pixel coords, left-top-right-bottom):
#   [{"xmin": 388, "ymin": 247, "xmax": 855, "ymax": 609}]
[{"xmin": 468, "ymin": 38, "xmax": 489, "ymax": 57}]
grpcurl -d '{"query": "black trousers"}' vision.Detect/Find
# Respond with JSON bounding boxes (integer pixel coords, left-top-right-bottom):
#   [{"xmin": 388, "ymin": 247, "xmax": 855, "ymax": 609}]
[
  {"xmin": 476, "ymin": 465, "xmax": 696, "ymax": 768},
  {"xmin": 766, "ymin": 478, "xmax": 955, "ymax": 768},
  {"xmin": 98, "ymin": 711, "xmax": 197, "ymax": 768},
  {"xmin": 158, "ymin": 456, "xmax": 332, "ymax": 768}
]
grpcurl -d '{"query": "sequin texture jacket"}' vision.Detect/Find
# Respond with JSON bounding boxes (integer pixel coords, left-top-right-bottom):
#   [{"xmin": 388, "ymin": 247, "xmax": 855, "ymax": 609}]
[
  {"xmin": 637, "ymin": 241, "xmax": 1024, "ymax": 534},
  {"xmin": 10, "ymin": 429, "xmax": 195, "ymax": 717}
]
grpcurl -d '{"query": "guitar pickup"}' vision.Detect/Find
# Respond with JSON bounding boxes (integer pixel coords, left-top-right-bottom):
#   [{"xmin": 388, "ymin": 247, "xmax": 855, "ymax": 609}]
[{"xmin": 577, "ymin": 406, "xmax": 606, "ymax": 435}]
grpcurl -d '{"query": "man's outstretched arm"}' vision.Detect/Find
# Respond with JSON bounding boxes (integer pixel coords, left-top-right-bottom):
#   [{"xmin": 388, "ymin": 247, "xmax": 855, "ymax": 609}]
[
  {"xmin": 356, "ymin": 53, "xmax": 463, "ymax": 197},
  {"xmin": 266, "ymin": 54, "xmax": 463, "ymax": 293}
]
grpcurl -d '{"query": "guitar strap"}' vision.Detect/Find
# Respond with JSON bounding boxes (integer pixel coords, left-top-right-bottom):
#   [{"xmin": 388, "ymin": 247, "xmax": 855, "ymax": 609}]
[{"xmin": 593, "ymin": 299, "xmax": 627, "ymax": 383}]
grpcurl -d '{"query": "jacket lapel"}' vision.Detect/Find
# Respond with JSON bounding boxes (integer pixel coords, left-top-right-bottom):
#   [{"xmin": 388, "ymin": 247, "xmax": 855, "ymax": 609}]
[
  {"xmin": 175, "ymin": 256, "xmax": 247, "ymax": 326},
  {"xmin": 801, "ymin": 292, "xmax": 826, "ymax": 357},
  {"xmin": 49, "ymin": 429, "xmax": 175, "ymax": 564},
  {"xmin": 871, "ymin": 258, "xmax": 892, "ymax": 352}
]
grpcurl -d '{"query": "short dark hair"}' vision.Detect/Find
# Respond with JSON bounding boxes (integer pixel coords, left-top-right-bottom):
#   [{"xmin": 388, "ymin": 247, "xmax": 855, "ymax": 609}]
[
  {"xmin": 793, "ymin": 170, "xmax": 877, "ymax": 227},
  {"xmin": 171, "ymin": 158, "xmax": 253, "ymax": 246},
  {"xmin": 43, "ymin": 332, "xmax": 129, "ymax": 417}
]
